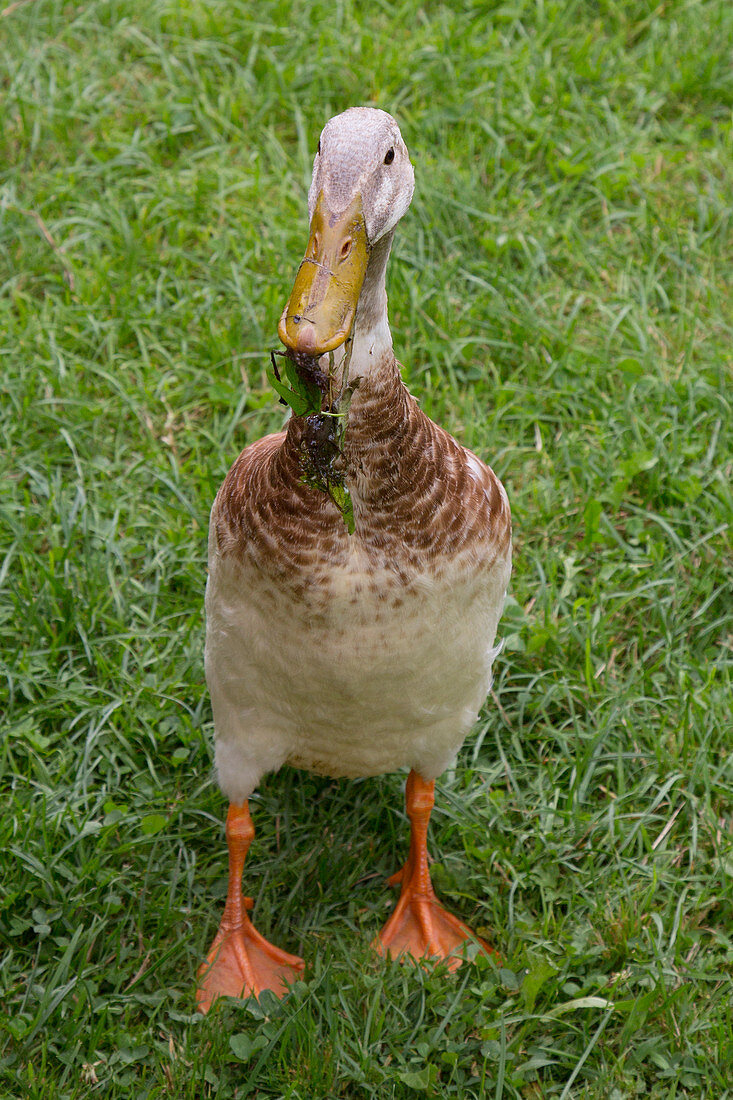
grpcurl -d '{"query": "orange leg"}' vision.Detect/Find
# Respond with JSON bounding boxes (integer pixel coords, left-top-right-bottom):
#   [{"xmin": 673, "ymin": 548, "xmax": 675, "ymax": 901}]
[
  {"xmin": 376, "ymin": 770, "xmax": 494, "ymax": 969},
  {"xmin": 196, "ymin": 802, "xmax": 304, "ymax": 1013}
]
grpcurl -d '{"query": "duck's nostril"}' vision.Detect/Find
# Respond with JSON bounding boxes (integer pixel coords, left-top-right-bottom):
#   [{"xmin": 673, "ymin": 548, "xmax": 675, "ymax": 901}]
[{"xmin": 340, "ymin": 239, "xmax": 353, "ymax": 261}]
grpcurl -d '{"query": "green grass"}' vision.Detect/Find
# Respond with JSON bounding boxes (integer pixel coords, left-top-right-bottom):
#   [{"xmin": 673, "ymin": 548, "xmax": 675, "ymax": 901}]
[{"xmin": 1, "ymin": 0, "xmax": 732, "ymax": 1096}]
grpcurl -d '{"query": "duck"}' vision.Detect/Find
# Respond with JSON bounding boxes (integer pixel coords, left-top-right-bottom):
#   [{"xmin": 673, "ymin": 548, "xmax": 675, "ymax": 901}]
[{"xmin": 196, "ymin": 107, "xmax": 512, "ymax": 1013}]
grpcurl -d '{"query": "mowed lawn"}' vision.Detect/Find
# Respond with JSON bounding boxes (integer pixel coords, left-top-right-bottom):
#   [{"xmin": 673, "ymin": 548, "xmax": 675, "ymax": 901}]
[{"xmin": 1, "ymin": 0, "xmax": 731, "ymax": 1096}]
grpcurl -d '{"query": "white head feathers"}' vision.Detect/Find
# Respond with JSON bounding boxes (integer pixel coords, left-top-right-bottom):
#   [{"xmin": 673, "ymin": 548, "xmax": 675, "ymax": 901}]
[{"xmin": 308, "ymin": 107, "xmax": 415, "ymax": 243}]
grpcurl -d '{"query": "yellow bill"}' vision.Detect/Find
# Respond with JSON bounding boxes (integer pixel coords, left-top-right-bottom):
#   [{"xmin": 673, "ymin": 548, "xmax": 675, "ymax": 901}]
[{"xmin": 278, "ymin": 191, "xmax": 370, "ymax": 356}]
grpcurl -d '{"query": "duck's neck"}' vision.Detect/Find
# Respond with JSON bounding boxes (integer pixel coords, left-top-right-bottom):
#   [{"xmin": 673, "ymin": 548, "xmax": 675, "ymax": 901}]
[
  {"xmin": 335, "ymin": 228, "xmax": 425, "ymax": 508},
  {"xmin": 338, "ymin": 229, "xmax": 396, "ymax": 391}
]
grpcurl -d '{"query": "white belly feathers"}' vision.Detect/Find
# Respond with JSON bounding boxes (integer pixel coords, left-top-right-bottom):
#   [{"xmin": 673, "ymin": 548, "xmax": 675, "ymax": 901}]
[{"xmin": 205, "ymin": 537, "xmax": 510, "ymax": 804}]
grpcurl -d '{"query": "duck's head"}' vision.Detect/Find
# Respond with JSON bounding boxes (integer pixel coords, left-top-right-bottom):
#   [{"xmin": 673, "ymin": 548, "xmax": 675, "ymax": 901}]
[{"xmin": 278, "ymin": 107, "xmax": 414, "ymax": 357}]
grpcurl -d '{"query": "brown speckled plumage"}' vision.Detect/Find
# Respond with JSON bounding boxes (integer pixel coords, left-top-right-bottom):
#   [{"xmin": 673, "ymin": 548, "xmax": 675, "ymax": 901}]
[{"xmin": 214, "ymin": 355, "xmax": 509, "ymax": 585}]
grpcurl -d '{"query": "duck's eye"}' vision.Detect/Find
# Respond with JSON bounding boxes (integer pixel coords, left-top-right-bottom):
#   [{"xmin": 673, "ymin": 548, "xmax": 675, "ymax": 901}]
[{"xmin": 384, "ymin": 147, "xmax": 395, "ymax": 165}]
